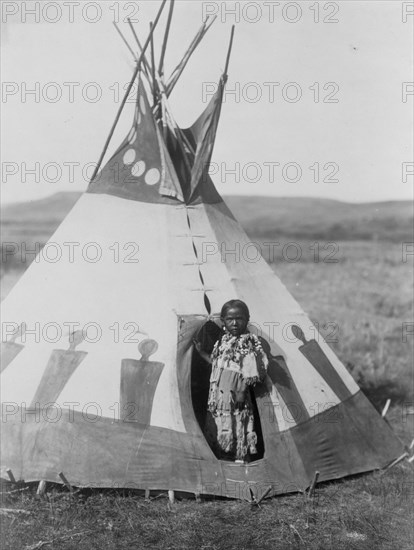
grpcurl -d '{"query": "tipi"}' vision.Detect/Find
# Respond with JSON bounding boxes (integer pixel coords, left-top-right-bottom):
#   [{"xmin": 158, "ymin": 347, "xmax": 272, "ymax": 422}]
[{"xmin": 1, "ymin": 2, "xmax": 403, "ymax": 500}]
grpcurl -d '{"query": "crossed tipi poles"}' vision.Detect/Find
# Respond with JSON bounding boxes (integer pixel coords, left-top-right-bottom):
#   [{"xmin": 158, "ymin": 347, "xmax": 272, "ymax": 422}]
[{"xmin": 90, "ymin": 0, "xmax": 234, "ymax": 201}]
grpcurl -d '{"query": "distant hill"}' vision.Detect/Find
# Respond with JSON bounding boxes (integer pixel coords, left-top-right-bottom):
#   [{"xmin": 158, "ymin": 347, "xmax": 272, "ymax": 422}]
[
  {"xmin": 225, "ymin": 196, "xmax": 413, "ymax": 242},
  {"xmin": 1, "ymin": 192, "xmax": 82, "ymax": 247},
  {"xmin": 1, "ymin": 192, "xmax": 82, "ymax": 224},
  {"xmin": 1, "ymin": 191, "xmax": 412, "ymax": 275},
  {"xmin": 1, "ymin": 192, "xmax": 412, "ymax": 250}
]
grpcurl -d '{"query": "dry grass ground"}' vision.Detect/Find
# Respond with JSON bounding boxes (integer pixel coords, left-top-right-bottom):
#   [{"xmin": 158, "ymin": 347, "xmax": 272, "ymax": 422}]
[
  {"xmin": 1, "ymin": 196, "xmax": 413, "ymax": 549},
  {"xmin": 1, "ymin": 238, "xmax": 413, "ymax": 550},
  {"xmin": 272, "ymin": 239, "xmax": 413, "ymax": 409},
  {"xmin": 1, "ymin": 460, "xmax": 413, "ymax": 550}
]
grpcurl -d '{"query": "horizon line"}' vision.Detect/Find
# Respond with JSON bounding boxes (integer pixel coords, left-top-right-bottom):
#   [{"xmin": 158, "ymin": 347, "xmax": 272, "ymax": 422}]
[{"xmin": 1, "ymin": 190, "xmax": 412, "ymax": 209}]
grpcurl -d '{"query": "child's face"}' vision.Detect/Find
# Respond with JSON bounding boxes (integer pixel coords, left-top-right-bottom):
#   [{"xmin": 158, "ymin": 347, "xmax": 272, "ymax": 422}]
[{"xmin": 222, "ymin": 307, "xmax": 249, "ymax": 337}]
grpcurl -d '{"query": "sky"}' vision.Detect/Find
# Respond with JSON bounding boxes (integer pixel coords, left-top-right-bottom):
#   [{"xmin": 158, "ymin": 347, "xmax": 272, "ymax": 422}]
[{"xmin": 1, "ymin": 0, "xmax": 413, "ymax": 205}]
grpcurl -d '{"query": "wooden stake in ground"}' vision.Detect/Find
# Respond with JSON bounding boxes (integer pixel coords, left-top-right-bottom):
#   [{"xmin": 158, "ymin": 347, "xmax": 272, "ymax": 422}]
[
  {"xmin": 58, "ymin": 472, "xmax": 74, "ymax": 493},
  {"xmin": 307, "ymin": 470, "xmax": 320, "ymax": 498},
  {"xmin": 381, "ymin": 399, "xmax": 391, "ymax": 418},
  {"xmin": 6, "ymin": 469, "xmax": 16, "ymax": 484},
  {"xmin": 36, "ymin": 480, "xmax": 47, "ymax": 497},
  {"xmin": 383, "ymin": 452, "xmax": 409, "ymax": 472},
  {"xmin": 256, "ymin": 485, "xmax": 273, "ymax": 505}
]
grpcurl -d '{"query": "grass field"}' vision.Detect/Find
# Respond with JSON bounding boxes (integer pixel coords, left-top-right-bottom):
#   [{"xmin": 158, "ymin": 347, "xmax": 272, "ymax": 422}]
[
  {"xmin": 1, "ymin": 460, "xmax": 413, "ymax": 550},
  {"xmin": 1, "ymin": 194, "xmax": 413, "ymax": 549}
]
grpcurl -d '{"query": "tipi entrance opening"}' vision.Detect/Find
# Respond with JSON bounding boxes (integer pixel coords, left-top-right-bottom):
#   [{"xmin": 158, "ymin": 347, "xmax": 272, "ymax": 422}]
[
  {"xmin": 250, "ymin": 386, "xmax": 265, "ymax": 461},
  {"xmin": 190, "ymin": 321, "xmax": 265, "ymax": 463},
  {"xmin": 190, "ymin": 344, "xmax": 211, "ymax": 431}
]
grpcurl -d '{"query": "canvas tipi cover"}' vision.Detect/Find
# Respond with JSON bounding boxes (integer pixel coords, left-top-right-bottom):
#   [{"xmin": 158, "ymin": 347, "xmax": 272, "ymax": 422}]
[{"xmin": 0, "ymin": 21, "xmax": 403, "ymax": 500}]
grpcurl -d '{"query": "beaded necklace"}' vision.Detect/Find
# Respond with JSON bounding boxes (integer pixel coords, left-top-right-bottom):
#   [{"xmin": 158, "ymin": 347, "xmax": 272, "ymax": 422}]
[{"xmin": 211, "ymin": 331, "xmax": 268, "ymax": 385}]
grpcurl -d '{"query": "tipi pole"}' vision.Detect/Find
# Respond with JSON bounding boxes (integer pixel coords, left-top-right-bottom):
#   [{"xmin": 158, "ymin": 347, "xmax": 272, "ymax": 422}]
[
  {"xmin": 90, "ymin": 0, "xmax": 168, "ymax": 183},
  {"xmin": 126, "ymin": 18, "xmax": 154, "ymax": 96},
  {"xmin": 127, "ymin": 18, "xmax": 152, "ymax": 76},
  {"xmin": 224, "ymin": 25, "xmax": 235, "ymax": 76},
  {"xmin": 113, "ymin": 21, "xmax": 137, "ymax": 61},
  {"xmin": 158, "ymin": 0, "xmax": 175, "ymax": 76},
  {"xmin": 149, "ymin": 22, "xmax": 157, "ymax": 106},
  {"xmin": 160, "ymin": 81, "xmax": 168, "ymax": 138},
  {"xmin": 152, "ymin": 14, "xmax": 216, "ymax": 121},
  {"xmin": 165, "ymin": 16, "xmax": 216, "ymax": 96}
]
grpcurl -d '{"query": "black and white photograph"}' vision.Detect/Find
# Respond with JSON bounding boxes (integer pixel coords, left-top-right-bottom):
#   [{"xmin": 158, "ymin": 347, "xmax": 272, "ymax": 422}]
[{"xmin": 1, "ymin": 1, "xmax": 413, "ymax": 548}]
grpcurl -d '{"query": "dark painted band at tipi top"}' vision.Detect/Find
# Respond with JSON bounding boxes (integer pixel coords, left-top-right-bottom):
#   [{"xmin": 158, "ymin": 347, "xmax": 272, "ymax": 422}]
[{"xmin": 0, "ymin": 0, "xmax": 404, "ymax": 500}]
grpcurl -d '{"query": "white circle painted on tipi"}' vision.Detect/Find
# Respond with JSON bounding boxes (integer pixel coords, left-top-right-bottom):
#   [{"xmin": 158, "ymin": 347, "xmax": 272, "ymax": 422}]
[
  {"xmin": 139, "ymin": 96, "xmax": 146, "ymax": 115},
  {"xmin": 145, "ymin": 168, "xmax": 161, "ymax": 186},
  {"xmin": 131, "ymin": 160, "xmax": 146, "ymax": 177},
  {"xmin": 123, "ymin": 149, "xmax": 136, "ymax": 165}
]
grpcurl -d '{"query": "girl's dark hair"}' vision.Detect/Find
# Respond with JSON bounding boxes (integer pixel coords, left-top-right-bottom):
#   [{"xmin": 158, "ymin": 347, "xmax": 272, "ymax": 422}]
[{"xmin": 220, "ymin": 300, "xmax": 250, "ymax": 320}]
